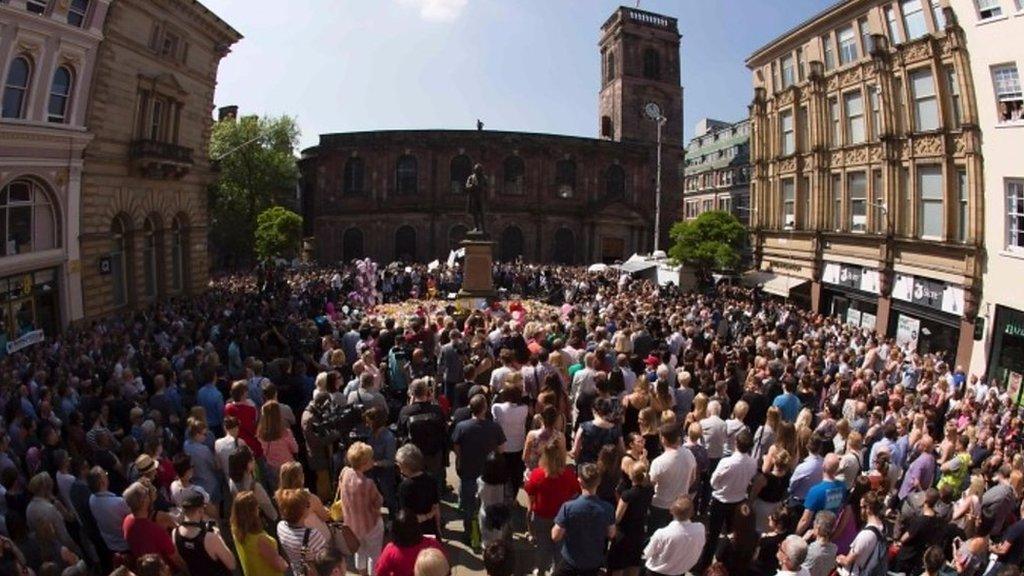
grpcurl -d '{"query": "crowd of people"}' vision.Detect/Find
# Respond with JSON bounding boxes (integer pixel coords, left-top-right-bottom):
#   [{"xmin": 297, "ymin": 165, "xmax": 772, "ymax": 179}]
[{"xmin": 1, "ymin": 259, "xmax": 1023, "ymax": 576}]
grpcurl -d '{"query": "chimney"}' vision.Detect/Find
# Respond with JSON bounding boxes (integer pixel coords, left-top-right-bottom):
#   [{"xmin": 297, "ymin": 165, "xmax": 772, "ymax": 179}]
[{"xmin": 218, "ymin": 105, "xmax": 238, "ymax": 122}]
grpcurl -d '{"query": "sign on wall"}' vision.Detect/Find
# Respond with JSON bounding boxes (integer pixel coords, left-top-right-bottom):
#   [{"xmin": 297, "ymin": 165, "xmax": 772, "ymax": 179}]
[
  {"xmin": 6, "ymin": 329, "xmax": 44, "ymax": 354},
  {"xmin": 861, "ymin": 312, "xmax": 877, "ymax": 331},
  {"xmin": 896, "ymin": 314, "xmax": 921, "ymax": 352},
  {"xmin": 893, "ymin": 273, "xmax": 964, "ymax": 315},
  {"xmin": 822, "ymin": 262, "xmax": 879, "ymax": 294}
]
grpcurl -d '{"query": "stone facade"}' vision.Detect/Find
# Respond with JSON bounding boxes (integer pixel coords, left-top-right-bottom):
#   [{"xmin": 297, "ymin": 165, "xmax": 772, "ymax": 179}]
[
  {"xmin": 301, "ymin": 6, "xmax": 684, "ymax": 265},
  {"xmin": 78, "ymin": 0, "xmax": 239, "ymax": 318},
  {"xmin": 683, "ymin": 118, "xmax": 751, "ymax": 224},
  {"xmin": 747, "ymin": 0, "xmax": 983, "ymax": 365},
  {"xmin": 0, "ymin": 0, "xmax": 110, "ymax": 338}
]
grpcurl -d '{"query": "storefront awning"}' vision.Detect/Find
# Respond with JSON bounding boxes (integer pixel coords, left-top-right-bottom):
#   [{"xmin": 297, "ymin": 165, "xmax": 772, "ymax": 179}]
[{"xmin": 745, "ymin": 271, "xmax": 809, "ymax": 298}]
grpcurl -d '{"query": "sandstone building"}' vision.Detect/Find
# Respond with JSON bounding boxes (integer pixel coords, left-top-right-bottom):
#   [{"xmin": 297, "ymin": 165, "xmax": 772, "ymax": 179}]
[
  {"xmin": 78, "ymin": 0, "xmax": 240, "ymax": 318},
  {"xmin": 747, "ymin": 0, "xmax": 983, "ymax": 364},
  {"xmin": 300, "ymin": 7, "xmax": 683, "ymax": 265}
]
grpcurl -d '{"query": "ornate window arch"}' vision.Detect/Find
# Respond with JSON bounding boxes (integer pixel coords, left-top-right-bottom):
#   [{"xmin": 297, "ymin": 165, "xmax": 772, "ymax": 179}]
[
  {"xmin": 503, "ymin": 156, "xmax": 525, "ymax": 195},
  {"xmin": 1, "ymin": 178, "xmax": 59, "ymax": 256},
  {"xmin": 48, "ymin": 66, "xmax": 74, "ymax": 123},
  {"xmin": 2, "ymin": 56, "xmax": 33, "ymax": 119},
  {"xmin": 396, "ymin": 155, "xmax": 418, "ymax": 196}
]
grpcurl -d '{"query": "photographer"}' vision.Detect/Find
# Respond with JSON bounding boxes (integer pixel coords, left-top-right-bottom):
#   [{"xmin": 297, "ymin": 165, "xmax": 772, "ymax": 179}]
[
  {"xmin": 302, "ymin": 392, "xmax": 341, "ymax": 501},
  {"xmin": 173, "ymin": 490, "xmax": 236, "ymax": 576}
]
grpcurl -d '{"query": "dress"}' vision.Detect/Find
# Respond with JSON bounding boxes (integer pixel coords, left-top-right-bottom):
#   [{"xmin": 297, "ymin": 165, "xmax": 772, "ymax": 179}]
[{"xmin": 606, "ymin": 483, "xmax": 654, "ymax": 570}]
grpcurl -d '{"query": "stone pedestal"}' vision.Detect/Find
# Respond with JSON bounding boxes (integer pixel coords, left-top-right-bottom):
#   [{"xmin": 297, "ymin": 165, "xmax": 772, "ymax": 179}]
[{"xmin": 457, "ymin": 231, "xmax": 497, "ymax": 309}]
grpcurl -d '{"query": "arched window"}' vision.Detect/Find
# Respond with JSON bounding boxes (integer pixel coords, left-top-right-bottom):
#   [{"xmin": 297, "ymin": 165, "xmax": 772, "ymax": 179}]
[
  {"xmin": 342, "ymin": 228, "xmax": 364, "ymax": 262},
  {"xmin": 606, "ymin": 51, "xmax": 616, "ymax": 83},
  {"xmin": 450, "ymin": 155, "xmax": 472, "ymax": 194},
  {"xmin": 553, "ymin": 228, "xmax": 575, "ymax": 265},
  {"xmin": 605, "ymin": 165, "xmax": 626, "ymax": 199},
  {"xmin": 449, "ymin": 225, "xmax": 468, "ymax": 250},
  {"xmin": 142, "ymin": 217, "xmax": 159, "ymax": 299},
  {"xmin": 500, "ymin": 226, "xmax": 524, "ymax": 262},
  {"xmin": 67, "ymin": 0, "xmax": 89, "ymax": 26},
  {"xmin": 1, "ymin": 178, "xmax": 58, "ymax": 256},
  {"xmin": 643, "ymin": 48, "xmax": 661, "ymax": 80},
  {"xmin": 395, "ymin": 225, "xmax": 417, "ymax": 262},
  {"xmin": 110, "ymin": 216, "xmax": 129, "ymax": 307},
  {"xmin": 343, "ymin": 157, "xmax": 364, "ymax": 196},
  {"xmin": 170, "ymin": 215, "xmax": 185, "ymax": 293},
  {"xmin": 601, "ymin": 116, "xmax": 613, "ymax": 139},
  {"xmin": 47, "ymin": 66, "xmax": 73, "ymax": 123},
  {"xmin": 503, "ymin": 156, "xmax": 525, "ymax": 195},
  {"xmin": 555, "ymin": 159, "xmax": 576, "ymax": 198},
  {"xmin": 396, "ymin": 155, "xmax": 418, "ymax": 196},
  {"xmin": 2, "ymin": 57, "xmax": 32, "ymax": 119}
]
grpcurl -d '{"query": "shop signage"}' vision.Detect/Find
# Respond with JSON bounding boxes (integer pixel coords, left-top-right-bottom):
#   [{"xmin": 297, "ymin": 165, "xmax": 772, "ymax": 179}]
[
  {"xmin": 893, "ymin": 274, "xmax": 964, "ymax": 315},
  {"xmin": 860, "ymin": 270, "xmax": 880, "ymax": 295},
  {"xmin": 6, "ymin": 329, "xmax": 44, "ymax": 354},
  {"xmin": 823, "ymin": 262, "xmax": 879, "ymax": 294},
  {"xmin": 896, "ymin": 314, "xmax": 920, "ymax": 352},
  {"xmin": 1006, "ymin": 323, "xmax": 1024, "ymax": 338}
]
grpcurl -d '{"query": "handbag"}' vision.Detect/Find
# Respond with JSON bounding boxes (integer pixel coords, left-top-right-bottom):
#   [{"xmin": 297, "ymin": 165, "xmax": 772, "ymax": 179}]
[{"xmin": 329, "ymin": 479, "xmax": 361, "ymax": 554}]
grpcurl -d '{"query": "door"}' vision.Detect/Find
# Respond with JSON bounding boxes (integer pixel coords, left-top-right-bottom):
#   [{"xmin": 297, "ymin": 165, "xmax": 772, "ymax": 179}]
[{"xmin": 601, "ymin": 237, "xmax": 625, "ymax": 264}]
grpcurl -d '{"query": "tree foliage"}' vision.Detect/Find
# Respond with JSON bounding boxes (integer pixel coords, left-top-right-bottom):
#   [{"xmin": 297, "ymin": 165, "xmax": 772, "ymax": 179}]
[
  {"xmin": 208, "ymin": 114, "xmax": 299, "ymax": 266},
  {"xmin": 254, "ymin": 206, "xmax": 303, "ymax": 260},
  {"xmin": 668, "ymin": 210, "xmax": 747, "ymax": 282}
]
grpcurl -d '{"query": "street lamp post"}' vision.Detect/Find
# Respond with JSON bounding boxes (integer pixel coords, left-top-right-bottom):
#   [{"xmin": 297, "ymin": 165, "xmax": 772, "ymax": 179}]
[{"xmin": 653, "ymin": 114, "xmax": 667, "ymax": 253}]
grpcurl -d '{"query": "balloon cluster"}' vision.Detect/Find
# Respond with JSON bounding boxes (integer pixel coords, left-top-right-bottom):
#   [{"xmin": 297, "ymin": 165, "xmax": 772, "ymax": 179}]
[{"xmin": 347, "ymin": 258, "xmax": 380, "ymax": 309}]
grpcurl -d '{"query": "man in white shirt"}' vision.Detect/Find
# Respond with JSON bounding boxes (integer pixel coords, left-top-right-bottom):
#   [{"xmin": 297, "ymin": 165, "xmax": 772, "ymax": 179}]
[
  {"xmin": 644, "ymin": 496, "xmax": 705, "ymax": 576},
  {"xmin": 647, "ymin": 423, "xmax": 696, "ymax": 537},
  {"xmin": 700, "ymin": 429, "xmax": 757, "ymax": 571}
]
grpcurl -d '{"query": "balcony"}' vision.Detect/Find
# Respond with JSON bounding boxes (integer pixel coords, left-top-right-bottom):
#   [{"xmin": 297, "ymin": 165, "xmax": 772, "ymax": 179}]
[{"xmin": 130, "ymin": 139, "xmax": 193, "ymax": 179}]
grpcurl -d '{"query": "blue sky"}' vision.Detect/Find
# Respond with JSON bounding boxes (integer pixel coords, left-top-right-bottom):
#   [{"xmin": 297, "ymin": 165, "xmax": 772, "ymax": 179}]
[{"xmin": 203, "ymin": 0, "xmax": 834, "ymax": 150}]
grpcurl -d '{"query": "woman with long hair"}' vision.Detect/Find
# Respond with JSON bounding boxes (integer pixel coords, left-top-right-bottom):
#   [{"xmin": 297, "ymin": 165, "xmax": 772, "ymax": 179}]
[
  {"xmin": 228, "ymin": 445, "xmax": 277, "ymax": 522},
  {"xmin": 685, "ymin": 393, "xmax": 709, "ymax": 428},
  {"xmin": 621, "ymin": 378, "xmax": 652, "ymax": 437},
  {"xmin": 752, "ymin": 406, "xmax": 781, "ymax": 464},
  {"xmin": 277, "ymin": 462, "xmax": 335, "ymax": 545},
  {"xmin": 714, "ymin": 504, "xmax": 759, "ymax": 576},
  {"xmin": 232, "ymin": 492, "xmax": 288, "ymax": 576},
  {"xmin": 523, "ymin": 405, "xmax": 565, "ymax": 474},
  {"xmin": 595, "ymin": 444, "xmax": 622, "ymax": 506},
  {"xmin": 763, "ymin": 422, "xmax": 798, "ymax": 473},
  {"xmin": 524, "ymin": 442, "xmax": 579, "ymax": 576},
  {"xmin": 536, "ymin": 373, "xmax": 570, "ymax": 433},
  {"xmin": 607, "ymin": 461, "xmax": 653, "ymax": 576},
  {"xmin": 257, "ymin": 401, "xmax": 298, "ymax": 488},
  {"xmin": 748, "ymin": 448, "xmax": 792, "ymax": 533},
  {"xmin": 638, "ymin": 407, "xmax": 663, "ymax": 461}
]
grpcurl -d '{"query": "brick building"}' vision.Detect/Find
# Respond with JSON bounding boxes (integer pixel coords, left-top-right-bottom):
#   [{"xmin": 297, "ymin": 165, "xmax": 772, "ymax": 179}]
[
  {"xmin": 78, "ymin": 0, "xmax": 240, "ymax": 318},
  {"xmin": 300, "ymin": 6, "xmax": 684, "ymax": 265}
]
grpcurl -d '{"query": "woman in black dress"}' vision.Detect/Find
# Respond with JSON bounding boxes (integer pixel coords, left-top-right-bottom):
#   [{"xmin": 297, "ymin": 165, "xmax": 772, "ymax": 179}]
[
  {"xmin": 715, "ymin": 503, "xmax": 759, "ymax": 576},
  {"xmin": 607, "ymin": 462, "xmax": 653, "ymax": 576}
]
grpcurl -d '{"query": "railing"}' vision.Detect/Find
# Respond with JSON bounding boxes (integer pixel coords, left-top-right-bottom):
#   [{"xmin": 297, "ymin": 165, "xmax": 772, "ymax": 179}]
[
  {"xmin": 129, "ymin": 139, "xmax": 194, "ymax": 164},
  {"xmin": 623, "ymin": 8, "xmax": 674, "ymax": 29}
]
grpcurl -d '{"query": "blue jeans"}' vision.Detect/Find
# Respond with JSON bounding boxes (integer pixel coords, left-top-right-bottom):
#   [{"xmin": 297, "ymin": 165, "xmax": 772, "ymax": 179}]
[{"xmin": 459, "ymin": 474, "xmax": 479, "ymax": 537}]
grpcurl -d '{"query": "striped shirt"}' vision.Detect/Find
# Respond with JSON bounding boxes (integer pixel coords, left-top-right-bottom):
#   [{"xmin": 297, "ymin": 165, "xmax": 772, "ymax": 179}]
[
  {"xmin": 276, "ymin": 522, "xmax": 328, "ymax": 571},
  {"xmin": 339, "ymin": 467, "xmax": 382, "ymax": 540}
]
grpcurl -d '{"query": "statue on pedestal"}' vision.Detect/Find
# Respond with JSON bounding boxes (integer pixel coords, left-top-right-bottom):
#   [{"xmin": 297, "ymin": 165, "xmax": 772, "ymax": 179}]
[{"xmin": 465, "ymin": 163, "xmax": 488, "ymax": 234}]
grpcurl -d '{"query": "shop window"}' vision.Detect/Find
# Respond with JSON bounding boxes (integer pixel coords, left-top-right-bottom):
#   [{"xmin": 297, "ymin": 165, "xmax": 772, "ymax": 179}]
[{"xmin": 1, "ymin": 179, "xmax": 58, "ymax": 257}]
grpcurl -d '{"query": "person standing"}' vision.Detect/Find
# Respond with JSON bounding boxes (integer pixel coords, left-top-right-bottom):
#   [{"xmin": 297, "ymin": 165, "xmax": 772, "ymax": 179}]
[
  {"xmin": 451, "ymin": 395, "xmax": 506, "ymax": 543},
  {"xmin": 339, "ymin": 443, "xmax": 385, "ymax": 576},
  {"xmin": 643, "ymin": 496, "xmax": 705, "ymax": 576},
  {"xmin": 438, "ymin": 331, "xmax": 466, "ymax": 404},
  {"xmin": 700, "ymin": 429, "xmax": 757, "ymax": 571},
  {"xmin": 551, "ymin": 463, "xmax": 615, "ymax": 576},
  {"xmin": 795, "ymin": 453, "xmax": 847, "ymax": 536},
  {"xmin": 524, "ymin": 443, "xmax": 580, "ymax": 576},
  {"xmin": 647, "ymin": 424, "xmax": 696, "ymax": 536},
  {"xmin": 173, "ymin": 490, "xmax": 236, "ymax": 576},
  {"xmin": 397, "ymin": 380, "xmax": 448, "ymax": 496}
]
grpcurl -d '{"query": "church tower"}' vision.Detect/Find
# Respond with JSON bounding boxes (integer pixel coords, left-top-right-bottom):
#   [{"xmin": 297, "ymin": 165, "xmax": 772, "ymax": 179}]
[{"xmin": 598, "ymin": 7, "xmax": 683, "ymax": 147}]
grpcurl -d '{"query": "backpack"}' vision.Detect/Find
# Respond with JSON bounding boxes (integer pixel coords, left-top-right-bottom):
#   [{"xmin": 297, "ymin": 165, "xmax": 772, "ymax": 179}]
[
  {"xmin": 407, "ymin": 410, "xmax": 446, "ymax": 456},
  {"xmin": 858, "ymin": 525, "xmax": 890, "ymax": 576}
]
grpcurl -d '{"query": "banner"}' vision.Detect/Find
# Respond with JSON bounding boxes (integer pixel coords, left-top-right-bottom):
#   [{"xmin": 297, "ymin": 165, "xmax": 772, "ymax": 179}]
[
  {"xmin": 6, "ymin": 329, "xmax": 44, "ymax": 354},
  {"xmin": 861, "ymin": 312, "xmax": 877, "ymax": 331},
  {"xmin": 895, "ymin": 315, "xmax": 920, "ymax": 352},
  {"xmin": 1009, "ymin": 372, "xmax": 1024, "ymax": 407},
  {"xmin": 846, "ymin": 308, "xmax": 862, "ymax": 327}
]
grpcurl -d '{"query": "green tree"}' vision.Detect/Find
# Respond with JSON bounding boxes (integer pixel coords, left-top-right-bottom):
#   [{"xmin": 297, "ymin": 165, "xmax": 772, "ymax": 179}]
[
  {"xmin": 208, "ymin": 114, "xmax": 299, "ymax": 266},
  {"xmin": 668, "ymin": 210, "xmax": 747, "ymax": 285},
  {"xmin": 254, "ymin": 206, "xmax": 303, "ymax": 260}
]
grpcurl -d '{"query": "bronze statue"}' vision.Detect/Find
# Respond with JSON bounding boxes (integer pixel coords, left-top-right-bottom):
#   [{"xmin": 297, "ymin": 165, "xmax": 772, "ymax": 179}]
[{"xmin": 465, "ymin": 163, "xmax": 488, "ymax": 234}]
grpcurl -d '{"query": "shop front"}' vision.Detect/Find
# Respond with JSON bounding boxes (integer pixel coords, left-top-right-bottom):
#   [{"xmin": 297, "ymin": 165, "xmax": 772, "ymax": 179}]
[
  {"xmin": 888, "ymin": 273, "xmax": 966, "ymax": 363},
  {"xmin": 0, "ymin": 267, "xmax": 61, "ymax": 349},
  {"xmin": 820, "ymin": 262, "xmax": 881, "ymax": 331},
  {"xmin": 987, "ymin": 305, "xmax": 1024, "ymax": 388}
]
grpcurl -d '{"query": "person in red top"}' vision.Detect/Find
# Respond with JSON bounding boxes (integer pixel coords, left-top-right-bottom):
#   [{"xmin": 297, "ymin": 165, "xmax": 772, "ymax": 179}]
[
  {"xmin": 375, "ymin": 510, "xmax": 444, "ymax": 576},
  {"xmin": 121, "ymin": 481, "xmax": 184, "ymax": 572},
  {"xmin": 524, "ymin": 442, "xmax": 580, "ymax": 576},
  {"xmin": 224, "ymin": 381, "xmax": 263, "ymax": 459}
]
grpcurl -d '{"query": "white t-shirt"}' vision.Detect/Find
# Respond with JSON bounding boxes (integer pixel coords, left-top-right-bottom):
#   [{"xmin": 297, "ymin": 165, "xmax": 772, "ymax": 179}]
[
  {"xmin": 650, "ymin": 446, "xmax": 696, "ymax": 509},
  {"xmin": 492, "ymin": 402, "xmax": 530, "ymax": 453},
  {"xmin": 846, "ymin": 522, "xmax": 883, "ymax": 575}
]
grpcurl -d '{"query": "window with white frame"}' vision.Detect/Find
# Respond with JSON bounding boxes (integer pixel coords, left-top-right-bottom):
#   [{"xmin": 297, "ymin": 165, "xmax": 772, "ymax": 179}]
[
  {"xmin": 26, "ymin": 0, "xmax": 47, "ymax": 14},
  {"xmin": 719, "ymin": 196, "xmax": 732, "ymax": 213},
  {"xmin": 870, "ymin": 85, "xmax": 882, "ymax": 138},
  {"xmin": 845, "ymin": 90, "xmax": 866, "ymax": 144},
  {"xmin": 849, "ymin": 172, "xmax": 868, "ymax": 232},
  {"xmin": 822, "ymin": 34, "xmax": 836, "ymax": 71},
  {"xmin": 886, "ymin": 5, "xmax": 903, "ymax": 43},
  {"xmin": 67, "ymin": 0, "xmax": 88, "ymax": 27},
  {"xmin": 1008, "ymin": 180, "xmax": 1024, "ymax": 251},
  {"xmin": 992, "ymin": 64, "xmax": 1023, "ymax": 123},
  {"xmin": 930, "ymin": 0, "xmax": 946, "ymax": 29},
  {"xmin": 918, "ymin": 165, "xmax": 944, "ymax": 239},
  {"xmin": 910, "ymin": 68, "xmax": 940, "ymax": 131},
  {"xmin": 957, "ymin": 169, "xmax": 968, "ymax": 242},
  {"xmin": 780, "ymin": 110, "xmax": 795, "ymax": 155},
  {"xmin": 781, "ymin": 54, "xmax": 795, "ymax": 89},
  {"xmin": 832, "ymin": 174, "xmax": 843, "ymax": 230},
  {"xmin": 946, "ymin": 66, "xmax": 961, "ymax": 129},
  {"xmin": 838, "ymin": 25, "xmax": 858, "ymax": 65},
  {"xmin": 829, "ymin": 98, "xmax": 841, "ymax": 145},
  {"xmin": 859, "ymin": 17, "xmax": 874, "ymax": 56},
  {"xmin": 902, "ymin": 0, "xmax": 928, "ymax": 40},
  {"xmin": 782, "ymin": 179, "xmax": 796, "ymax": 229},
  {"xmin": 47, "ymin": 66, "xmax": 73, "ymax": 124},
  {"xmin": 976, "ymin": 0, "xmax": 1004, "ymax": 20}
]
